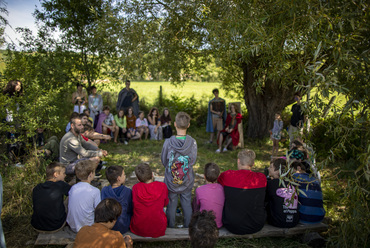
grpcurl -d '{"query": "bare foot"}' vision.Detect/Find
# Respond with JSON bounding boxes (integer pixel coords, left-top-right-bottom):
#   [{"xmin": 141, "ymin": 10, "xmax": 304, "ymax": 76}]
[{"xmin": 123, "ymin": 235, "xmax": 133, "ymax": 248}]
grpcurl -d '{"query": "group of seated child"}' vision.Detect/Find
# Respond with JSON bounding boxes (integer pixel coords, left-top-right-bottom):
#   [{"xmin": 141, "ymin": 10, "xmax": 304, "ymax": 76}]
[
  {"xmin": 32, "ymin": 111, "xmax": 325, "ymax": 248},
  {"xmin": 65, "ymin": 105, "xmax": 173, "ymax": 145}
]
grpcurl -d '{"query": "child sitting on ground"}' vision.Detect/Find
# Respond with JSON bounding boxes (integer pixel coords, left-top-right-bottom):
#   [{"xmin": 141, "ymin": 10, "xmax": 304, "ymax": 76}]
[
  {"xmin": 266, "ymin": 158, "xmax": 299, "ymax": 228},
  {"xmin": 193, "ymin": 163, "xmax": 224, "ymax": 228},
  {"xmin": 101, "ymin": 166, "xmax": 133, "ymax": 234},
  {"xmin": 74, "ymin": 198, "xmax": 133, "ymax": 248},
  {"xmin": 67, "ymin": 160, "xmax": 101, "ymax": 232},
  {"xmin": 291, "ymin": 161, "xmax": 325, "ymax": 224},
  {"xmin": 31, "ymin": 162, "xmax": 71, "ymax": 232},
  {"xmin": 189, "ymin": 210, "xmax": 219, "ymax": 248},
  {"xmin": 130, "ymin": 163, "xmax": 169, "ymax": 238},
  {"xmin": 126, "ymin": 106, "xmax": 141, "ymax": 140},
  {"xmin": 161, "ymin": 111, "xmax": 197, "ymax": 228},
  {"xmin": 135, "ymin": 111, "xmax": 149, "ymax": 140}
]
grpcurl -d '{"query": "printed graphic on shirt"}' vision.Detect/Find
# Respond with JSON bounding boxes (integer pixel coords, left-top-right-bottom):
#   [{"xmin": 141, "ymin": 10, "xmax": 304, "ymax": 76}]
[
  {"xmin": 168, "ymin": 152, "xmax": 190, "ymax": 185},
  {"xmin": 276, "ymin": 186, "xmax": 298, "ymax": 209}
]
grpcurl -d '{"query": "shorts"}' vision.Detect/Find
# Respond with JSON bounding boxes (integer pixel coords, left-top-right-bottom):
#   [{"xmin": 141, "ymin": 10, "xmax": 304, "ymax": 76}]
[{"xmin": 212, "ymin": 117, "xmax": 223, "ymax": 132}]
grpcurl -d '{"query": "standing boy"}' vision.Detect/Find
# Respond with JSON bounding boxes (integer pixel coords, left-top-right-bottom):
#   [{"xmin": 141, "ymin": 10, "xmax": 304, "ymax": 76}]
[
  {"xmin": 161, "ymin": 112, "xmax": 197, "ymax": 228},
  {"xmin": 101, "ymin": 166, "xmax": 133, "ymax": 234},
  {"xmin": 67, "ymin": 160, "xmax": 101, "ymax": 232},
  {"xmin": 206, "ymin": 89, "xmax": 226, "ymax": 144},
  {"xmin": 130, "ymin": 163, "xmax": 169, "ymax": 237},
  {"xmin": 193, "ymin": 163, "xmax": 224, "ymax": 228},
  {"xmin": 266, "ymin": 158, "xmax": 299, "ymax": 228},
  {"xmin": 31, "ymin": 162, "xmax": 71, "ymax": 232},
  {"xmin": 289, "ymin": 92, "xmax": 305, "ymax": 146}
]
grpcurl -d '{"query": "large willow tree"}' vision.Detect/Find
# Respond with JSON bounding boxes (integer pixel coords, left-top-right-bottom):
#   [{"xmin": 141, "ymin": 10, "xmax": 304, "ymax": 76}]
[{"xmin": 122, "ymin": 0, "xmax": 369, "ymax": 139}]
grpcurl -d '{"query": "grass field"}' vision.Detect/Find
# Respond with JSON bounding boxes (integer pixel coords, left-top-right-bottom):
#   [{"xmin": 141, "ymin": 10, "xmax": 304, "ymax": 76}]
[{"xmin": 101, "ymin": 81, "xmax": 241, "ymax": 107}]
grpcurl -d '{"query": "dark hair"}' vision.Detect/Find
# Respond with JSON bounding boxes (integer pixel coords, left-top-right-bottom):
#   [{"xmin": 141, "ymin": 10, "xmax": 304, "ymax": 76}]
[
  {"xmin": 148, "ymin": 107, "xmax": 159, "ymax": 118},
  {"xmin": 229, "ymin": 103, "xmax": 239, "ymax": 113},
  {"xmin": 94, "ymin": 198, "xmax": 122, "ymax": 223},
  {"xmin": 126, "ymin": 106, "xmax": 134, "ymax": 115},
  {"xmin": 126, "ymin": 80, "xmax": 130, "ymax": 83},
  {"xmin": 90, "ymin": 86, "xmax": 97, "ymax": 90},
  {"xmin": 83, "ymin": 109, "xmax": 90, "ymax": 115},
  {"xmin": 135, "ymin": 163, "xmax": 152, "ymax": 183},
  {"xmin": 106, "ymin": 166, "xmax": 124, "ymax": 185},
  {"xmin": 271, "ymin": 158, "xmax": 287, "ymax": 173},
  {"xmin": 69, "ymin": 112, "xmax": 80, "ymax": 122},
  {"xmin": 83, "ymin": 124, "xmax": 94, "ymax": 133},
  {"xmin": 160, "ymin": 108, "xmax": 171, "ymax": 124},
  {"xmin": 189, "ymin": 210, "xmax": 219, "ymax": 248},
  {"xmin": 3, "ymin": 80, "xmax": 22, "ymax": 97},
  {"xmin": 75, "ymin": 160, "xmax": 95, "ymax": 180},
  {"xmin": 46, "ymin": 162, "xmax": 65, "ymax": 180},
  {"xmin": 138, "ymin": 111, "xmax": 144, "ymax": 116},
  {"xmin": 204, "ymin": 163, "xmax": 220, "ymax": 183},
  {"xmin": 79, "ymin": 113, "xmax": 88, "ymax": 118},
  {"xmin": 118, "ymin": 109, "xmax": 125, "ymax": 118},
  {"xmin": 291, "ymin": 161, "xmax": 306, "ymax": 172},
  {"xmin": 212, "ymin": 88, "xmax": 219, "ymax": 94},
  {"xmin": 76, "ymin": 83, "xmax": 82, "ymax": 89},
  {"xmin": 103, "ymin": 105, "xmax": 110, "ymax": 111},
  {"xmin": 71, "ymin": 116, "xmax": 81, "ymax": 126}
]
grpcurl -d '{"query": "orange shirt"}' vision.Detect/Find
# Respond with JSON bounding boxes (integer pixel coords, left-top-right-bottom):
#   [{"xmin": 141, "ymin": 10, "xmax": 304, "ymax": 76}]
[{"xmin": 74, "ymin": 223, "xmax": 126, "ymax": 248}]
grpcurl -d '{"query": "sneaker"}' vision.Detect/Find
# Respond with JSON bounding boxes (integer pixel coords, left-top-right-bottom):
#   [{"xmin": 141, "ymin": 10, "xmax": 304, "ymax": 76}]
[
  {"xmin": 101, "ymin": 165, "xmax": 107, "ymax": 170},
  {"xmin": 207, "ymin": 140, "xmax": 213, "ymax": 144},
  {"xmin": 215, "ymin": 149, "xmax": 221, "ymax": 153},
  {"xmin": 101, "ymin": 161, "xmax": 108, "ymax": 165},
  {"xmin": 94, "ymin": 173, "xmax": 102, "ymax": 179},
  {"xmin": 223, "ymin": 147, "xmax": 228, "ymax": 152},
  {"xmin": 124, "ymin": 141, "xmax": 128, "ymax": 145}
]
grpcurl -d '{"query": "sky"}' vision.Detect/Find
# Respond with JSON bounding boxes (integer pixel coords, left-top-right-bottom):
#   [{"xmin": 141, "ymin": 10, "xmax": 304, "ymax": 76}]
[{"xmin": 3, "ymin": 0, "xmax": 40, "ymax": 48}]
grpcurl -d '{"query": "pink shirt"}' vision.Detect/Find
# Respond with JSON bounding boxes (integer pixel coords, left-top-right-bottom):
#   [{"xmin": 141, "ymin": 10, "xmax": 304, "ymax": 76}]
[{"xmin": 195, "ymin": 183, "xmax": 225, "ymax": 228}]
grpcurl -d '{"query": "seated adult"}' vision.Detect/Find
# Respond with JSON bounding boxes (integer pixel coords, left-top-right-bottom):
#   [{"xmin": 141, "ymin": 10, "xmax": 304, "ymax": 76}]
[
  {"xmin": 74, "ymin": 198, "xmax": 133, "ymax": 248},
  {"xmin": 60, "ymin": 116, "xmax": 107, "ymax": 175},
  {"xmin": 218, "ymin": 149, "xmax": 266, "ymax": 234},
  {"xmin": 216, "ymin": 103, "xmax": 242, "ymax": 153}
]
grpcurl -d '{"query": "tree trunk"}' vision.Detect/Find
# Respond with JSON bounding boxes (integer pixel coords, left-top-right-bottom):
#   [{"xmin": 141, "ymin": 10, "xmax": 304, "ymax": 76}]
[{"xmin": 242, "ymin": 60, "xmax": 296, "ymax": 139}]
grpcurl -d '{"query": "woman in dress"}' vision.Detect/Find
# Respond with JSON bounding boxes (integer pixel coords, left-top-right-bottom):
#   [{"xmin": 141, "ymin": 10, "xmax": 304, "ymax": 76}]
[{"xmin": 72, "ymin": 83, "xmax": 88, "ymax": 113}]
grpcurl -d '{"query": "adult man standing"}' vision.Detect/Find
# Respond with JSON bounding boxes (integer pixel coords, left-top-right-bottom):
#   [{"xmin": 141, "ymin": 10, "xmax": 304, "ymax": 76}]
[
  {"xmin": 218, "ymin": 149, "xmax": 266, "ymax": 235},
  {"xmin": 289, "ymin": 93, "xmax": 305, "ymax": 146},
  {"xmin": 206, "ymin": 88, "xmax": 226, "ymax": 144},
  {"xmin": 116, "ymin": 80, "xmax": 139, "ymax": 116},
  {"xmin": 60, "ymin": 117, "xmax": 107, "ymax": 175}
]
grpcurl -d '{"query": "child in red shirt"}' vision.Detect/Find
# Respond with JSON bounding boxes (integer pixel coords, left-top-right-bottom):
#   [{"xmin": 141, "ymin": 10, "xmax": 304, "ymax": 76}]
[{"xmin": 130, "ymin": 163, "xmax": 169, "ymax": 237}]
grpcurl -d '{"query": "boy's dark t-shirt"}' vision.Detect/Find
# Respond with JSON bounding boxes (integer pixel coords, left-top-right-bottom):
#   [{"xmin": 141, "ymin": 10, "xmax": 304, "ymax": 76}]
[
  {"xmin": 31, "ymin": 181, "xmax": 71, "ymax": 231},
  {"xmin": 290, "ymin": 104, "xmax": 304, "ymax": 127},
  {"xmin": 266, "ymin": 178, "xmax": 299, "ymax": 228}
]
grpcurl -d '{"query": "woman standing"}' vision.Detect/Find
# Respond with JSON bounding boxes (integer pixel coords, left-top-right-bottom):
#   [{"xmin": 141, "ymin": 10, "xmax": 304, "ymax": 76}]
[
  {"xmin": 88, "ymin": 86, "xmax": 103, "ymax": 122},
  {"xmin": 72, "ymin": 83, "xmax": 88, "ymax": 113}
]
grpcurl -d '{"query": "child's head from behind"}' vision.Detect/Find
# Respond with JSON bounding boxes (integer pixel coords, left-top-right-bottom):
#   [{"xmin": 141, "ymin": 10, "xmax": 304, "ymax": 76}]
[
  {"xmin": 291, "ymin": 161, "xmax": 306, "ymax": 173},
  {"xmin": 237, "ymin": 149, "xmax": 256, "ymax": 168},
  {"xmin": 189, "ymin": 210, "xmax": 219, "ymax": 248},
  {"xmin": 106, "ymin": 166, "xmax": 125, "ymax": 186},
  {"xmin": 75, "ymin": 160, "xmax": 95, "ymax": 181},
  {"xmin": 175, "ymin": 112, "xmax": 191, "ymax": 130},
  {"xmin": 135, "ymin": 163, "xmax": 152, "ymax": 183},
  {"xmin": 94, "ymin": 198, "xmax": 122, "ymax": 224},
  {"xmin": 46, "ymin": 162, "xmax": 66, "ymax": 181},
  {"xmin": 268, "ymin": 158, "xmax": 287, "ymax": 179},
  {"xmin": 204, "ymin": 163, "xmax": 220, "ymax": 183}
]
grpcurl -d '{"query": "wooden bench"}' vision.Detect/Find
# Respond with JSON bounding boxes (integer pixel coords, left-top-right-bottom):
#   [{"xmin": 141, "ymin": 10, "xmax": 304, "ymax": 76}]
[{"xmin": 34, "ymin": 222, "xmax": 328, "ymax": 245}]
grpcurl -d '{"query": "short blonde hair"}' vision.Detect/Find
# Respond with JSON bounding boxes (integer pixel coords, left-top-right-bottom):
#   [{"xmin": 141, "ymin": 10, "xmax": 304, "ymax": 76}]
[
  {"xmin": 75, "ymin": 160, "xmax": 95, "ymax": 180},
  {"xmin": 175, "ymin": 112, "xmax": 191, "ymax": 129},
  {"xmin": 238, "ymin": 149, "xmax": 256, "ymax": 167}
]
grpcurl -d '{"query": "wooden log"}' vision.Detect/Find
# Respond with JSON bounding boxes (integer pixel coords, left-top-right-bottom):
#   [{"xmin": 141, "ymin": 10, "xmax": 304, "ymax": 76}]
[{"xmin": 34, "ymin": 223, "xmax": 328, "ymax": 245}]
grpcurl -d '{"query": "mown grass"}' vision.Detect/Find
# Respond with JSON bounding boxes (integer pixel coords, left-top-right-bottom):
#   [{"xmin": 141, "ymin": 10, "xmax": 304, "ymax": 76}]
[{"xmin": 1, "ymin": 124, "xmax": 330, "ymax": 248}]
